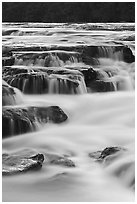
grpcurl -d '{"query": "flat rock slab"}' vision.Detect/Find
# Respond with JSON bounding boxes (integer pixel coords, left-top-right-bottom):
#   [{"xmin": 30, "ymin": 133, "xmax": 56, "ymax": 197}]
[{"xmin": 2, "ymin": 149, "xmax": 44, "ymax": 175}]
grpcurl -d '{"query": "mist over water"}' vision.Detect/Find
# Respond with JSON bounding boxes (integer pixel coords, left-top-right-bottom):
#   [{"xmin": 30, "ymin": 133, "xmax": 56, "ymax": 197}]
[{"xmin": 2, "ymin": 22, "xmax": 135, "ymax": 202}]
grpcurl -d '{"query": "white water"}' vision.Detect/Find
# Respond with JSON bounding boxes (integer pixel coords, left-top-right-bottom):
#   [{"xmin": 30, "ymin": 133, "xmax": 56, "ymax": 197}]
[{"xmin": 2, "ymin": 23, "xmax": 135, "ymax": 202}]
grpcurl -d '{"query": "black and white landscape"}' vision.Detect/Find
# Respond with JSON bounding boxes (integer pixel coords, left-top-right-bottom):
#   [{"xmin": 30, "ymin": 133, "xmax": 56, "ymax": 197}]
[{"xmin": 2, "ymin": 2, "xmax": 135, "ymax": 202}]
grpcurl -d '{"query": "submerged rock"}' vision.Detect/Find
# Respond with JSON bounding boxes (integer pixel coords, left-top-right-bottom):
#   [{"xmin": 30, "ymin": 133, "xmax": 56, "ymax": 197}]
[
  {"xmin": 45, "ymin": 153, "xmax": 75, "ymax": 167},
  {"xmin": 89, "ymin": 147, "xmax": 126, "ymax": 163},
  {"xmin": 99, "ymin": 147, "xmax": 125, "ymax": 159},
  {"xmin": 31, "ymin": 106, "xmax": 68, "ymax": 124},
  {"xmin": 2, "ymin": 106, "xmax": 68, "ymax": 138},
  {"xmin": 2, "ymin": 149, "xmax": 44, "ymax": 175}
]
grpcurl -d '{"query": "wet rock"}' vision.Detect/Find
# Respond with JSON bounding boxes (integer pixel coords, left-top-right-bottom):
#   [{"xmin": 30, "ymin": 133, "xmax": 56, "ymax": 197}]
[
  {"xmin": 31, "ymin": 106, "xmax": 68, "ymax": 124},
  {"xmin": 123, "ymin": 46, "xmax": 135, "ymax": 63},
  {"xmin": 7, "ymin": 72, "xmax": 49, "ymax": 94},
  {"xmin": 64, "ymin": 65, "xmax": 114, "ymax": 91},
  {"xmin": 88, "ymin": 80, "xmax": 115, "ymax": 92},
  {"xmin": 2, "ymin": 29, "xmax": 19, "ymax": 36},
  {"xmin": 3, "ymin": 66, "xmax": 28, "ymax": 78},
  {"xmin": 14, "ymin": 51, "xmax": 81, "ymax": 67},
  {"xmin": 2, "ymin": 82, "xmax": 16, "ymax": 106},
  {"xmin": 3, "ymin": 68, "xmax": 83, "ymax": 94},
  {"xmin": 2, "ymin": 149, "xmax": 44, "ymax": 175},
  {"xmin": 2, "ymin": 46, "xmax": 13, "ymax": 57},
  {"xmin": 114, "ymin": 46, "xmax": 135, "ymax": 63},
  {"xmin": 2, "ymin": 47, "xmax": 15, "ymax": 66},
  {"xmin": 52, "ymin": 68, "xmax": 82, "ymax": 76},
  {"xmin": 2, "ymin": 80, "xmax": 22, "ymax": 106},
  {"xmin": 2, "ymin": 107, "xmax": 36, "ymax": 137},
  {"xmin": 99, "ymin": 147, "xmax": 125, "ymax": 159},
  {"xmin": 2, "ymin": 106, "xmax": 68, "ymax": 138},
  {"xmin": 88, "ymin": 150, "xmax": 102, "ymax": 160},
  {"xmin": 64, "ymin": 65, "xmax": 98, "ymax": 84},
  {"xmin": 80, "ymin": 67, "xmax": 98, "ymax": 86},
  {"xmin": 89, "ymin": 147, "xmax": 126, "ymax": 163},
  {"xmin": 2, "ymin": 56, "xmax": 15, "ymax": 66},
  {"xmin": 2, "ymin": 65, "xmax": 82, "ymax": 78},
  {"xmin": 45, "ymin": 153, "xmax": 75, "ymax": 167}
]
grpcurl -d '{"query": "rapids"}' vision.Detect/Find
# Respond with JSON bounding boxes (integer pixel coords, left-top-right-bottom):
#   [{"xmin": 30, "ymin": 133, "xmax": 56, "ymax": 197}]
[{"xmin": 2, "ymin": 22, "xmax": 135, "ymax": 202}]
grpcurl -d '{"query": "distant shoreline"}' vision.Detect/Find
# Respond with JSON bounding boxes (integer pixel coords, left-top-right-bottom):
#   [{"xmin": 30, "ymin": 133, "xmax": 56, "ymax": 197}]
[{"xmin": 2, "ymin": 2, "xmax": 135, "ymax": 23}]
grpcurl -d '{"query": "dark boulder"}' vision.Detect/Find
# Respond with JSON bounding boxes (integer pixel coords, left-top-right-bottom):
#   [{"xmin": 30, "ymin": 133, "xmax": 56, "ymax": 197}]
[
  {"xmin": 2, "ymin": 46, "xmax": 13, "ymax": 57},
  {"xmin": 2, "ymin": 56, "xmax": 15, "ymax": 66},
  {"xmin": 2, "ymin": 149, "xmax": 44, "ymax": 175},
  {"xmin": 2, "ymin": 47, "xmax": 15, "ymax": 66},
  {"xmin": 31, "ymin": 106, "xmax": 68, "ymax": 124},
  {"xmin": 114, "ymin": 46, "xmax": 135, "ymax": 63},
  {"xmin": 123, "ymin": 46, "xmax": 135, "ymax": 63},
  {"xmin": 64, "ymin": 65, "xmax": 98, "ymax": 84},
  {"xmin": 80, "ymin": 67, "xmax": 98, "ymax": 86},
  {"xmin": 2, "ymin": 106, "xmax": 68, "ymax": 138},
  {"xmin": 88, "ymin": 80, "xmax": 115, "ymax": 92},
  {"xmin": 2, "ymin": 107, "xmax": 36, "ymax": 137},
  {"xmin": 81, "ymin": 46, "xmax": 99, "ymax": 58},
  {"xmin": 5, "ymin": 72, "xmax": 49, "ymax": 94}
]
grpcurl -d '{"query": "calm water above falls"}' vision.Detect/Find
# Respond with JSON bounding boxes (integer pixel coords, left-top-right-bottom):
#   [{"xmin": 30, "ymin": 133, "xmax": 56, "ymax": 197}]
[{"xmin": 2, "ymin": 23, "xmax": 135, "ymax": 202}]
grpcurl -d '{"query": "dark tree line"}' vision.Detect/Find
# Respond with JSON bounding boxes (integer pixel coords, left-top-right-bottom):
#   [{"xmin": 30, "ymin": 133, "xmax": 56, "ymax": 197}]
[{"xmin": 2, "ymin": 2, "xmax": 135, "ymax": 23}]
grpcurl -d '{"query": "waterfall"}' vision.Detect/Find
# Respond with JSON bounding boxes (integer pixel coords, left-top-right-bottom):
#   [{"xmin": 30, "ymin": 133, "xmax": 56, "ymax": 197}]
[
  {"xmin": 14, "ymin": 51, "xmax": 80, "ymax": 67},
  {"xmin": 2, "ymin": 80, "xmax": 23, "ymax": 106},
  {"xmin": 2, "ymin": 22, "xmax": 135, "ymax": 202},
  {"xmin": 97, "ymin": 46, "xmax": 124, "ymax": 61}
]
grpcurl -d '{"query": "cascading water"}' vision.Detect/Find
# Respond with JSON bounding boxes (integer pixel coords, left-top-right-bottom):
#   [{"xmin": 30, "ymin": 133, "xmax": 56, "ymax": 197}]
[
  {"xmin": 14, "ymin": 51, "xmax": 80, "ymax": 67},
  {"xmin": 2, "ymin": 80, "xmax": 23, "ymax": 106},
  {"xmin": 2, "ymin": 22, "xmax": 135, "ymax": 202},
  {"xmin": 97, "ymin": 46, "xmax": 124, "ymax": 61}
]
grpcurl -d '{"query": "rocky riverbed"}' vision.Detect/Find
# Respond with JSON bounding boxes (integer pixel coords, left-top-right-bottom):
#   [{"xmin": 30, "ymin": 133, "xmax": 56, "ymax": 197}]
[{"xmin": 2, "ymin": 22, "xmax": 135, "ymax": 202}]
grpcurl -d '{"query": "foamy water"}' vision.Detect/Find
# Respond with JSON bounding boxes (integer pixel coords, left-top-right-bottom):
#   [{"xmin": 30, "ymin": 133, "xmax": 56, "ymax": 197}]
[{"xmin": 2, "ymin": 23, "xmax": 135, "ymax": 202}]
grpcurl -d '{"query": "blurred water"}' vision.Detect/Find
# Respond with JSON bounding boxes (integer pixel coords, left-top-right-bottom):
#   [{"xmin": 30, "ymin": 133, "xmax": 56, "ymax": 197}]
[{"xmin": 2, "ymin": 22, "xmax": 135, "ymax": 202}]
